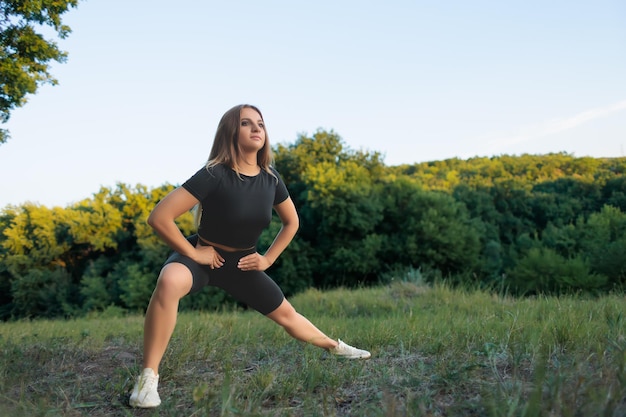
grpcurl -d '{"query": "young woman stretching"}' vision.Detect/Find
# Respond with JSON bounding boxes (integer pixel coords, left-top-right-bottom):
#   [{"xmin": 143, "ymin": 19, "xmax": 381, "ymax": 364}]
[{"xmin": 130, "ymin": 104, "xmax": 371, "ymax": 408}]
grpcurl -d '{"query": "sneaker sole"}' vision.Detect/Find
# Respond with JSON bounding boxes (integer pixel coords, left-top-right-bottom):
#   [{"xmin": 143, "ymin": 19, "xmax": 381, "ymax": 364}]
[
  {"xmin": 129, "ymin": 400, "xmax": 161, "ymax": 408},
  {"xmin": 336, "ymin": 353, "xmax": 372, "ymax": 359},
  {"xmin": 129, "ymin": 397, "xmax": 161, "ymax": 408}
]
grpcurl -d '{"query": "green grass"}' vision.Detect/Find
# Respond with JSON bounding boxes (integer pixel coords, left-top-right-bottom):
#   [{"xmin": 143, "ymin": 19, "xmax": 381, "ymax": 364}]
[{"xmin": 0, "ymin": 281, "xmax": 625, "ymax": 416}]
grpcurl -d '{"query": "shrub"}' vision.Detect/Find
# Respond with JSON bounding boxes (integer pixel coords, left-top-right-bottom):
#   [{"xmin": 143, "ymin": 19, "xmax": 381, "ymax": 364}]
[
  {"xmin": 11, "ymin": 268, "xmax": 75, "ymax": 318},
  {"xmin": 506, "ymin": 247, "xmax": 608, "ymax": 295}
]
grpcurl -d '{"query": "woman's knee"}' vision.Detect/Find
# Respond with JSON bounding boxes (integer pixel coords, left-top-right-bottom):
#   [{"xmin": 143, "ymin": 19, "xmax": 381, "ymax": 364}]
[
  {"xmin": 154, "ymin": 263, "xmax": 193, "ymax": 299},
  {"xmin": 266, "ymin": 299, "xmax": 297, "ymax": 325}
]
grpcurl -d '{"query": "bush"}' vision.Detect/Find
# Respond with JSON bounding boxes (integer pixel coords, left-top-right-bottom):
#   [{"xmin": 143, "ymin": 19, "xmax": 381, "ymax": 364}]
[
  {"xmin": 80, "ymin": 256, "xmax": 120, "ymax": 312},
  {"xmin": 117, "ymin": 262, "xmax": 158, "ymax": 311},
  {"xmin": 11, "ymin": 268, "xmax": 75, "ymax": 318},
  {"xmin": 506, "ymin": 247, "xmax": 608, "ymax": 295}
]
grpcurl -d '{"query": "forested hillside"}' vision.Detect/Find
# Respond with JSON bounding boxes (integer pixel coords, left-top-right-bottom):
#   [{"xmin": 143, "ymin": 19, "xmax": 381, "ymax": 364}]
[{"xmin": 1, "ymin": 130, "xmax": 625, "ymax": 319}]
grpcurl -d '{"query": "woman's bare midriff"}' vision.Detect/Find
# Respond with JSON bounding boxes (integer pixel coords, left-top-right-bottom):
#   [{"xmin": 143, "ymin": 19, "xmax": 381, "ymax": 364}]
[{"xmin": 197, "ymin": 235, "xmax": 255, "ymax": 252}]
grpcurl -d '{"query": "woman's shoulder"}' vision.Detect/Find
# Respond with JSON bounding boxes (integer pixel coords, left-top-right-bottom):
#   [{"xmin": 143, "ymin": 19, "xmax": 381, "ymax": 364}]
[
  {"xmin": 268, "ymin": 165, "xmax": 280, "ymax": 175},
  {"xmin": 196, "ymin": 163, "xmax": 229, "ymax": 177},
  {"xmin": 207, "ymin": 163, "xmax": 229, "ymax": 175},
  {"xmin": 265, "ymin": 165, "xmax": 284, "ymax": 178},
  {"xmin": 185, "ymin": 163, "xmax": 228, "ymax": 183}
]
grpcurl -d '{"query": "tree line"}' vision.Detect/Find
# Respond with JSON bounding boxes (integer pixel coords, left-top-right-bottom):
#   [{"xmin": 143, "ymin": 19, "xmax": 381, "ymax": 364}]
[{"xmin": 1, "ymin": 130, "xmax": 625, "ymax": 320}]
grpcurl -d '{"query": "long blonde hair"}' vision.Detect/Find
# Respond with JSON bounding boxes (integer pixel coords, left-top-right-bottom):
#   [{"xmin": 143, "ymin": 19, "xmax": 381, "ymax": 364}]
[{"xmin": 194, "ymin": 104, "xmax": 276, "ymax": 227}]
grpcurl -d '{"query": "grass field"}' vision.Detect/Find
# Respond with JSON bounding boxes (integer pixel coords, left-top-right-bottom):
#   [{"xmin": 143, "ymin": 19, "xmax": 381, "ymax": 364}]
[{"xmin": 0, "ymin": 279, "xmax": 625, "ymax": 416}]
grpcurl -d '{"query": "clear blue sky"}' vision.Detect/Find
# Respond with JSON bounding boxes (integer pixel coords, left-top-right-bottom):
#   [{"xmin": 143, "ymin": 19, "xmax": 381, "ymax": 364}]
[{"xmin": 2, "ymin": 0, "xmax": 625, "ymax": 208}]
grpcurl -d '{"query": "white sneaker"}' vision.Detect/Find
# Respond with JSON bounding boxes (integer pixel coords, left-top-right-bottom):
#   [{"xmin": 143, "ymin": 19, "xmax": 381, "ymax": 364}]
[
  {"xmin": 129, "ymin": 368, "xmax": 161, "ymax": 408},
  {"xmin": 330, "ymin": 339, "xmax": 371, "ymax": 359}
]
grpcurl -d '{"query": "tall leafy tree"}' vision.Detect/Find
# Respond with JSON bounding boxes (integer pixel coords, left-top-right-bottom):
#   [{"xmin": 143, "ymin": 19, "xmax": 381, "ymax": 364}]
[
  {"xmin": 274, "ymin": 130, "xmax": 386, "ymax": 286},
  {"xmin": 0, "ymin": 0, "xmax": 79, "ymax": 143}
]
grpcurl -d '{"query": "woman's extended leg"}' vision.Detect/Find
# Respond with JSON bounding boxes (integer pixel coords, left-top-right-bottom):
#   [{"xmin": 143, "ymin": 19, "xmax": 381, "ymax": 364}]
[
  {"xmin": 265, "ymin": 299, "xmax": 371, "ymax": 359},
  {"xmin": 266, "ymin": 299, "xmax": 338, "ymax": 348}
]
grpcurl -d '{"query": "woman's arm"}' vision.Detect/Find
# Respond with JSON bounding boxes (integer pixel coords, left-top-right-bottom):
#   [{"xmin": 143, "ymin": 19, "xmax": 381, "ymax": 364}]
[
  {"xmin": 264, "ymin": 197, "xmax": 299, "ymax": 265},
  {"xmin": 147, "ymin": 187, "xmax": 224, "ymax": 268}
]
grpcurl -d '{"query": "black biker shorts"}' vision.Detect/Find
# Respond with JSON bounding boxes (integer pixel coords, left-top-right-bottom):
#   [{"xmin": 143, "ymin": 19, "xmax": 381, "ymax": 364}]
[{"xmin": 162, "ymin": 235, "xmax": 285, "ymax": 315}]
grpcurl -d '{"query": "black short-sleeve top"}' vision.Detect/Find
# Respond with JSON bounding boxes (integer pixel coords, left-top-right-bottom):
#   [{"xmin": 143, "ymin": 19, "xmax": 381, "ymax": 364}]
[{"xmin": 182, "ymin": 164, "xmax": 289, "ymax": 248}]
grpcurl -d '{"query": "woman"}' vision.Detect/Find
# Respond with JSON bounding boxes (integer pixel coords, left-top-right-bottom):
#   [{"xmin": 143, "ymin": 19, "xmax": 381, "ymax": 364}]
[{"xmin": 130, "ymin": 104, "xmax": 371, "ymax": 408}]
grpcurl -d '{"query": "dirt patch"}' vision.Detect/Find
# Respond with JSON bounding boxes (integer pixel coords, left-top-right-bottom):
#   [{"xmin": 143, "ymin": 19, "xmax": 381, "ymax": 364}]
[{"xmin": 2, "ymin": 343, "xmax": 149, "ymax": 416}]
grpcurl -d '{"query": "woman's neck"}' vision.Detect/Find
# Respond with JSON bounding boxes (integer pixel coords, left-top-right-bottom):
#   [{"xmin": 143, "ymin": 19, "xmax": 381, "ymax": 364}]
[
  {"xmin": 240, "ymin": 158, "xmax": 257, "ymax": 166},
  {"xmin": 236, "ymin": 155, "xmax": 261, "ymax": 175}
]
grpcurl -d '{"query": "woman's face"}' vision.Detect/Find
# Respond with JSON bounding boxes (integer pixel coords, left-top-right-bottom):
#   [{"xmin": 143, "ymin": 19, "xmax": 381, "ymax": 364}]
[{"xmin": 238, "ymin": 107, "xmax": 266, "ymax": 153}]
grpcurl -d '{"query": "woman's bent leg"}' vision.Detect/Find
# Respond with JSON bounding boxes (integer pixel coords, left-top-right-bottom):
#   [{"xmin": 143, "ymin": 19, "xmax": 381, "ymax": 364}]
[
  {"xmin": 130, "ymin": 263, "xmax": 193, "ymax": 408},
  {"xmin": 143, "ymin": 263, "xmax": 193, "ymax": 373}
]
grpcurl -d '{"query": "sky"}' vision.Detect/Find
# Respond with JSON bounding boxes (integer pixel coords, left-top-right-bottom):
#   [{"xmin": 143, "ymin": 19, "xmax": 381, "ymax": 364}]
[{"xmin": 1, "ymin": 0, "xmax": 625, "ymax": 208}]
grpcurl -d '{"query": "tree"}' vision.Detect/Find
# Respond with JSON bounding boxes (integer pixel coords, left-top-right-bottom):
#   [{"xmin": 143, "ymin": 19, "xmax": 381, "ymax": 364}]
[
  {"xmin": 0, "ymin": 0, "xmax": 79, "ymax": 143},
  {"xmin": 377, "ymin": 177, "xmax": 482, "ymax": 279},
  {"xmin": 524, "ymin": 205, "xmax": 626, "ymax": 290},
  {"xmin": 602, "ymin": 176, "xmax": 626, "ymax": 212},
  {"xmin": 273, "ymin": 130, "xmax": 387, "ymax": 286},
  {"xmin": 578, "ymin": 205, "xmax": 626, "ymax": 286}
]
